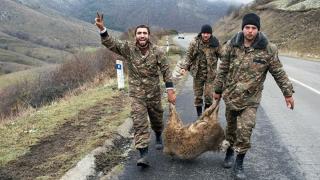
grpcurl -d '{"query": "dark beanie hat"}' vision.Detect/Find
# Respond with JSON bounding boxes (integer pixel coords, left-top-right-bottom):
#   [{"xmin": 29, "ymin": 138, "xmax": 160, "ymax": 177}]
[
  {"xmin": 200, "ymin": 24, "xmax": 212, "ymax": 34},
  {"xmin": 242, "ymin": 13, "xmax": 260, "ymax": 30}
]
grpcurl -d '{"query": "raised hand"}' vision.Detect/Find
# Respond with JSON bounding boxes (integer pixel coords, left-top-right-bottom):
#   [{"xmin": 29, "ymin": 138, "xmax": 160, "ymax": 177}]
[{"xmin": 95, "ymin": 12, "xmax": 105, "ymax": 31}]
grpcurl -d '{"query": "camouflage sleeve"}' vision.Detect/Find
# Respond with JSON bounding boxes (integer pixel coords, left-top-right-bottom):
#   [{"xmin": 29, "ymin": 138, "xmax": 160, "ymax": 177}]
[
  {"xmin": 211, "ymin": 44, "xmax": 222, "ymax": 72},
  {"xmin": 216, "ymin": 44, "xmax": 222, "ymax": 59},
  {"xmin": 213, "ymin": 41, "xmax": 231, "ymax": 94},
  {"xmin": 157, "ymin": 48, "xmax": 174, "ymax": 88},
  {"xmin": 175, "ymin": 58, "xmax": 186, "ymax": 69},
  {"xmin": 100, "ymin": 30, "xmax": 130, "ymax": 59},
  {"xmin": 268, "ymin": 44, "xmax": 294, "ymax": 96},
  {"xmin": 180, "ymin": 40, "xmax": 196, "ymax": 70},
  {"xmin": 172, "ymin": 58, "xmax": 186, "ymax": 79}
]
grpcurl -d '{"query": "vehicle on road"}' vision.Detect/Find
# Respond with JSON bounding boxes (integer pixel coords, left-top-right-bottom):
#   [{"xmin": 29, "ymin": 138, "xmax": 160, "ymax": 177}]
[{"xmin": 178, "ymin": 33, "xmax": 185, "ymax": 39}]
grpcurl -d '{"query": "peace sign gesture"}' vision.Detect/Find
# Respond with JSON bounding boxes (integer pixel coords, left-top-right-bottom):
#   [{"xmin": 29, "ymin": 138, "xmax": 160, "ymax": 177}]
[{"xmin": 95, "ymin": 12, "xmax": 105, "ymax": 31}]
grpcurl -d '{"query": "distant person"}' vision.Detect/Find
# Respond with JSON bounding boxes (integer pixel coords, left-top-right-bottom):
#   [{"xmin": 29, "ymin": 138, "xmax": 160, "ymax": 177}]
[
  {"xmin": 213, "ymin": 13, "xmax": 295, "ymax": 179},
  {"xmin": 95, "ymin": 12, "xmax": 176, "ymax": 167},
  {"xmin": 177, "ymin": 24, "xmax": 221, "ymax": 117}
]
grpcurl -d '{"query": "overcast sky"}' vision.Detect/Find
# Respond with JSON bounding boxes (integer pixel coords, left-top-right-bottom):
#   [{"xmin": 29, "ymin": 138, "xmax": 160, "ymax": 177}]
[{"xmin": 208, "ymin": 0, "xmax": 254, "ymax": 4}]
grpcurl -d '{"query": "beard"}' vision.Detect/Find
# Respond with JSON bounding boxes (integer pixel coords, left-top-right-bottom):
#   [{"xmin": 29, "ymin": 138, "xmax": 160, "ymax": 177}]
[
  {"xmin": 244, "ymin": 34, "xmax": 256, "ymax": 42},
  {"xmin": 201, "ymin": 34, "xmax": 211, "ymax": 42},
  {"xmin": 202, "ymin": 37, "xmax": 210, "ymax": 42},
  {"xmin": 136, "ymin": 38, "xmax": 149, "ymax": 47}
]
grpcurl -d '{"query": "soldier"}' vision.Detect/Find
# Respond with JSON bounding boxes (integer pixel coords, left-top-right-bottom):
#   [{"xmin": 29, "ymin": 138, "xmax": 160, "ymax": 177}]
[
  {"xmin": 95, "ymin": 13, "xmax": 176, "ymax": 167},
  {"xmin": 179, "ymin": 24, "xmax": 221, "ymax": 117},
  {"xmin": 213, "ymin": 13, "xmax": 295, "ymax": 180}
]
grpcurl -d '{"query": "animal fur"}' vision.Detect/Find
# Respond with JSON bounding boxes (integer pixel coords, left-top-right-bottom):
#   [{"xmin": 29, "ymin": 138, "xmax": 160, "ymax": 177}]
[{"xmin": 163, "ymin": 103, "xmax": 229, "ymax": 159}]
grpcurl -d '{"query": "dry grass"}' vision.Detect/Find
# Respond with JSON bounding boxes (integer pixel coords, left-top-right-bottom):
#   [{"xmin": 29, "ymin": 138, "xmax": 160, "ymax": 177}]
[
  {"xmin": 0, "ymin": 80, "xmax": 131, "ymax": 180},
  {"xmin": 0, "ymin": 65, "xmax": 57, "ymax": 90},
  {"xmin": 0, "ymin": 79, "xmax": 128, "ymax": 165}
]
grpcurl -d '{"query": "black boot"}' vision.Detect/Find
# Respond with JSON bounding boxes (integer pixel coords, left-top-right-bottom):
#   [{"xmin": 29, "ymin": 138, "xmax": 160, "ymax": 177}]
[
  {"xmin": 223, "ymin": 147, "xmax": 234, "ymax": 168},
  {"xmin": 204, "ymin": 103, "xmax": 212, "ymax": 110},
  {"xmin": 196, "ymin": 106, "xmax": 202, "ymax": 117},
  {"xmin": 155, "ymin": 132, "xmax": 163, "ymax": 150},
  {"xmin": 137, "ymin": 147, "xmax": 149, "ymax": 167},
  {"xmin": 234, "ymin": 153, "xmax": 246, "ymax": 180}
]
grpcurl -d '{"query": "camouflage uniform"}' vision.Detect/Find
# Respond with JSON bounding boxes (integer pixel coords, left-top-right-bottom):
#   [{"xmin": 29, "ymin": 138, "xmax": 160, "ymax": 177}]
[
  {"xmin": 180, "ymin": 35, "xmax": 221, "ymax": 107},
  {"xmin": 214, "ymin": 32, "xmax": 294, "ymax": 154},
  {"xmin": 100, "ymin": 31, "xmax": 173, "ymax": 149}
]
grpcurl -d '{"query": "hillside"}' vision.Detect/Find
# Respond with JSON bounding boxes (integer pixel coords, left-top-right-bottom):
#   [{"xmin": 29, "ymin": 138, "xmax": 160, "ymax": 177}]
[
  {"xmin": 0, "ymin": 0, "xmax": 101, "ymax": 75},
  {"xmin": 212, "ymin": 0, "xmax": 320, "ymax": 59},
  {"xmin": 16, "ymin": 0, "xmax": 232, "ymax": 32},
  {"xmin": 1, "ymin": 0, "xmax": 99, "ymax": 48}
]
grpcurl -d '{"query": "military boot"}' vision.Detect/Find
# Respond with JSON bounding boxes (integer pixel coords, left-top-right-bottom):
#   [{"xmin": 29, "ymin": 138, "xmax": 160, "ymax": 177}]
[
  {"xmin": 234, "ymin": 153, "xmax": 246, "ymax": 180},
  {"xmin": 137, "ymin": 147, "xmax": 149, "ymax": 167},
  {"xmin": 155, "ymin": 131, "xmax": 163, "ymax": 150},
  {"xmin": 223, "ymin": 147, "xmax": 234, "ymax": 168},
  {"xmin": 196, "ymin": 106, "xmax": 202, "ymax": 117}
]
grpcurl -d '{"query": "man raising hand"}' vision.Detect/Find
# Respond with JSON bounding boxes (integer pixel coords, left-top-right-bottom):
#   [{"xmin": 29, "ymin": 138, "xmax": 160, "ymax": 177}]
[{"xmin": 95, "ymin": 12, "xmax": 176, "ymax": 167}]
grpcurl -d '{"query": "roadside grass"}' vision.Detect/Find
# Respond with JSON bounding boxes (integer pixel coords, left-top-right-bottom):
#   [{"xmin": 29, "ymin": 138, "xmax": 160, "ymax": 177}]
[{"xmin": 0, "ymin": 79, "xmax": 130, "ymax": 167}]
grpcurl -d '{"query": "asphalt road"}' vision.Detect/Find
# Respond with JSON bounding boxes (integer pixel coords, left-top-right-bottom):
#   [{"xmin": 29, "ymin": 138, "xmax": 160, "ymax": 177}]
[
  {"xmin": 261, "ymin": 56, "xmax": 320, "ymax": 180},
  {"xmin": 117, "ymin": 34, "xmax": 319, "ymax": 180}
]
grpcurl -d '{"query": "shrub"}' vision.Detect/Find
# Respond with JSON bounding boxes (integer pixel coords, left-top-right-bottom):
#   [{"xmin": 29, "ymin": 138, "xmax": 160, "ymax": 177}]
[{"xmin": 0, "ymin": 49, "xmax": 118, "ymax": 119}]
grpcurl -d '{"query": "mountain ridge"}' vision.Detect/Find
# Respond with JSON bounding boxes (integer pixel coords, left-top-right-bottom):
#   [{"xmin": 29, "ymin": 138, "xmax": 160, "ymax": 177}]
[{"xmin": 15, "ymin": 0, "xmax": 232, "ymax": 32}]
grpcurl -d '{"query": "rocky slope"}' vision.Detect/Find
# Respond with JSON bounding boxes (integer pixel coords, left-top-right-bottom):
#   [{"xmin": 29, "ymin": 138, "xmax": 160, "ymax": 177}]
[{"xmin": 213, "ymin": 0, "xmax": 320, "ymax": 59}]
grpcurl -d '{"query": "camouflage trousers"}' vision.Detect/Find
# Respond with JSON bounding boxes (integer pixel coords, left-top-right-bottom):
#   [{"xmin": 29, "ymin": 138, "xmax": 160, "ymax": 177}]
[
  {"xmin": 193, "ymin": 78, "xmax": 214, "ymax": 107},
  {"xmin": 130, "ymin": 97, "xmax": 164, "ymax": 149},
  {"xmin": 225, "ymin": 106, "xmax": 257, "ymax": 154}
]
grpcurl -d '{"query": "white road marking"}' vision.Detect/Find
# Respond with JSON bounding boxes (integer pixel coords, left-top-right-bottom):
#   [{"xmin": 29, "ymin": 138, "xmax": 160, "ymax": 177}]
[{"xmin": 289, "ymin": 77, "xmax": 320, "ymax": 95}]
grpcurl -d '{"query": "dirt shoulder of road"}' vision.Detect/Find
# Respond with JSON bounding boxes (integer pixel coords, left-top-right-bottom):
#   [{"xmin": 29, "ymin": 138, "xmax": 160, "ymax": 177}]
[{"xmin": 0, "ymin": 79, "xmax": 131, "ymax": 180}]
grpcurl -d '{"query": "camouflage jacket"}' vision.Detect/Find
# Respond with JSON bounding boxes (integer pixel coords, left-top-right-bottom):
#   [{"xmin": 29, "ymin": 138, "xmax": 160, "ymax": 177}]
[
  {"xmin": 100, "ymin": 31, "xmax": 173, "ymax": 100},
  {"xmin": 180, "ymin": 35, "xmax": 221, "ymax": 82},
  {"xmin": 214, "ymin": 32, "xmax": 294, "ymax": 110}
]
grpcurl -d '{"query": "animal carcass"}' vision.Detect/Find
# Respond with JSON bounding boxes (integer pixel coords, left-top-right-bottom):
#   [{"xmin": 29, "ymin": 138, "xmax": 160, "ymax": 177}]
[{"xmin": 163, "ymin": 103, "xmax": 229, "ymax": 159}]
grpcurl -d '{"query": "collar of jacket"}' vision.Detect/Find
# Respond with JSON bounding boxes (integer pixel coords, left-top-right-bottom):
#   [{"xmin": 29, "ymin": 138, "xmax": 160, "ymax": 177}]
[
  {"xmin": 197, "ymin": 33, "xmax": 219, "ymax": 48},
  {"xmin": 230, "ymin": 32, "xmax": 268, "ymax": 49}
]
